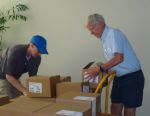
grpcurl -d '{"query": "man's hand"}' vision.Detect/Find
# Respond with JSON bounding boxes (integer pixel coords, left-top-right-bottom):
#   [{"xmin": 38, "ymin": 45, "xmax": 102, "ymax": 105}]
[
  {"xmin": 22, "ymin": 88, "xmax": 29, "ymax": 96},
  {"xmin": 6, "ymin": 74, "xmax": 29, "ymax": 96},
  {"xmin": 84, "ymin": 65, "xmax": 101, "ymax": 78}
]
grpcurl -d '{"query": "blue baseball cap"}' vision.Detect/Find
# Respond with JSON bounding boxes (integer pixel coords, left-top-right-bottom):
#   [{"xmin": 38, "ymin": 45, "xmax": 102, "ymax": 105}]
[{"xmin": 31, "ymin": 35, "xmax": 48, "ymax": 54}]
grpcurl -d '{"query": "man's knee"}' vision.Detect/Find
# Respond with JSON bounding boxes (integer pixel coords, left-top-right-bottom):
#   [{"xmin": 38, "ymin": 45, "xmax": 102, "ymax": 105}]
[
  {"xmin": 111, "ymin": 103, "xmax": 123, "ymax": 116},
  {"xmin": 124, "ymin": 108, "xmax": 136, "ymax": 116}
]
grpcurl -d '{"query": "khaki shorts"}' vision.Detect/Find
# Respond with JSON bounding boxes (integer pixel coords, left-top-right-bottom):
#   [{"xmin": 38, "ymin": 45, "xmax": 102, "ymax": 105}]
[{"xmin": 0, "ymin": 79, "xmax": 22, "ymax": 99}]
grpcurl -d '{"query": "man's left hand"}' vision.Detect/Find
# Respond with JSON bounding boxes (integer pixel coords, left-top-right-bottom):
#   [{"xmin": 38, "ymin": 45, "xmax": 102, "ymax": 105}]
[{"xmin": 84, "ymin": 65, "xmax": 101, "ymax": 78}]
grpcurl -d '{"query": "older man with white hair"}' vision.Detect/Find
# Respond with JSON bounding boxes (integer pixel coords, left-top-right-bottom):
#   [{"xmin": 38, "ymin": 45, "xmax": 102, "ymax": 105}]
[{"xmin": 86, "ymin": 13, "xmax": 145, "ymax": 116}]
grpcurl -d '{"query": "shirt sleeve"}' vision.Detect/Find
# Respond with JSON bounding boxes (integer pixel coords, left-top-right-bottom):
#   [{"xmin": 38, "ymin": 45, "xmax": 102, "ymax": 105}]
[
  {"xmin": 28, "ymin": 56, "xmax": 41, "ymax": 76},
  {"xmin": 6, "ymin": 49, "xmax": 18, "ymax": 77},
  {"xmin": 111, "ymin": 29, "xmax": 126, "ymax": 54}
]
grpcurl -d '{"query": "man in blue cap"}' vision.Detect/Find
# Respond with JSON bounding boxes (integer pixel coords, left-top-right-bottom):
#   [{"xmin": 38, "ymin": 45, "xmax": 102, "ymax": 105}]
[{"xmin": 0, "ymin": 35, "xmax": 48, "ymax": 99}]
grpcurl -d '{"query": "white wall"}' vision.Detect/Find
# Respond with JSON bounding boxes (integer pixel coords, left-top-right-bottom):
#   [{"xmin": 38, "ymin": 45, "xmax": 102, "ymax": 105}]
[{"xmin": 1, "ymin": 0, "xmax": 150, "ymax": 115}]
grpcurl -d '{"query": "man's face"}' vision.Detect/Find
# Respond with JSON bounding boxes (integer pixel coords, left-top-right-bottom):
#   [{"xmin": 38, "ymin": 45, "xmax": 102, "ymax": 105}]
[
  {"xmin": 87, "ymin": 23, "xmax": 104, "ymax": 38},
  {"xmin": 30, "ymin": 44, "xmax": 41, "ymax": 58}
]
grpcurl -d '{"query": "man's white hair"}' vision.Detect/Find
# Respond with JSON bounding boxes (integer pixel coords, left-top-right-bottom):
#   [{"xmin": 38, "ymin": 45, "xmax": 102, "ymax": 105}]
[{"xmin": 87, "ymin": 13, "xmax": 105, "ymax": 26}]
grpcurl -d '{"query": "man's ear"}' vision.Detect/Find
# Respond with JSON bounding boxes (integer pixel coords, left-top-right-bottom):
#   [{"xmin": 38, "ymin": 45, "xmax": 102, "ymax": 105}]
[{"xmin": 29, "ymin": 43, "xmax": 35, "ymax": 48}]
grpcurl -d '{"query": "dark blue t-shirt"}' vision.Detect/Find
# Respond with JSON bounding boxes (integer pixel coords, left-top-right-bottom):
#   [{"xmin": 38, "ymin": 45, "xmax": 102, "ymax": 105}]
[{"xmin": 0, "ymin": 44, "xmax": 41, "ymax": 79}]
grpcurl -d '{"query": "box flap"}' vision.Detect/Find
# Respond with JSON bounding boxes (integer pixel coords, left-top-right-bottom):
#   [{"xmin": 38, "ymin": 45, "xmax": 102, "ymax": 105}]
[{"xmin": 83, "ymin": 61, "xmax": 95, "ymax": 69}]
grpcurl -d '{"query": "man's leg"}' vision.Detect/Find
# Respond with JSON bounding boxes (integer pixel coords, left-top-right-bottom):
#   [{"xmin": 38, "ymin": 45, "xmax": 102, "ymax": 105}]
[
  {"xmin": 111, "ymin": 103, "xmax": 123, "ymax": 116},
  {"xmin": 122, "ymin": 71, "xmax": 144, "ymax": 116},
  {"xmin": 0, "ymin": 79, "xmax": 22, "ymax": 99},
  {"xmin": 124, "ymin": 108, "xmax": 136, "ymax": 116},
  {"xmin": 0, "ymin": 79, "xmax": 12, "ymax": 97}
]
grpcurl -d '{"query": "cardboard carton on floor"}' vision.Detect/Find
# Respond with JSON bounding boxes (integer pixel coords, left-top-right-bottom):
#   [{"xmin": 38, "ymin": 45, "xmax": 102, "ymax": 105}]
[
  {"xmin": 56, "ymin": 82, "xmax": 83, "ymax": 97},
  {"xmin": 57, "ymin": 91, "xmax": 101, "ymax": 116},
  {"xmin": 26, "ymin": 75, "xmax": 60, "ymax": 98},
  {"xmin": 34, "ymin": 102, "xmax": 91, "ymax": 116},
  {"xmin": 56, "ymin": 98, "xmax": 91, "ymax": 107},
  {"xmin": 0, "ymin": 96, "xmax": 55, "ymax": 116},
  {"xmin": 12, "ymin": 95, "xmax": 56, "ymax": 102},
  {"xmin": 0, "ymin": 95, "xmax": 9, "ymax": 106}
]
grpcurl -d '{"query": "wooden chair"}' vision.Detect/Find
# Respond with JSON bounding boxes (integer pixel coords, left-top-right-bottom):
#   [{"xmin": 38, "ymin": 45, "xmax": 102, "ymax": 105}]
[{"xmin": 95, "ymin": 71, "xmax": 116, "ymax": 115}]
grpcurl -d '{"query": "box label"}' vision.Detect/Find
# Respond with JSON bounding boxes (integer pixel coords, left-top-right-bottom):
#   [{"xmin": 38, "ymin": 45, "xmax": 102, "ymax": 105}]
[
  {"xmin": 56, "ymin": 109, "xmax": 82, "ymax": 116},
  {"xmin": 73, "ymin": 96, "xmax": 96, "ymax": 116},
  {"xmin": 29, "ymin": 82, "xmax": 42, "ymax": 93}
]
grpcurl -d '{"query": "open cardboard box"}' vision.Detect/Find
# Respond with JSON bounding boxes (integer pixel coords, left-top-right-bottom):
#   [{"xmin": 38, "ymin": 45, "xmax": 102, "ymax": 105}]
[
  {"xmin": 56, "ymin": 82, "xmax": 83, "ymax": 97},
  {"xmin": 57, "ymin": 91, "xmax": 101, "ymax": 116},
  {"xmin": 0, "ymin": 96, "xmax": 55, "ymax": 116},
  {"xmin": 60, "ymin": 76, "xmax": 71, "ymax": 82},
  {"xmin": 34, "ymin": 101, "xmax": 91, "ymax": 116}
]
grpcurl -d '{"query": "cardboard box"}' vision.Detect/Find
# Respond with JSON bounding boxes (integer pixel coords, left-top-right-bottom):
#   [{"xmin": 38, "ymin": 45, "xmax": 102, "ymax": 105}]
[
  {"xmin": 57, "ymin": 91, "xmax": 101, "ymax": 116},
  {"xmin": 60, "ymin": 76, "xmax": 71, "ymax": 82},
  {"xmin": 34, "ymin": 102, "xmax": 91, "ymax": 116},
  {"xmin": 0, "ymin": 96, "xmax": 55, "ymax": 116},
  {"xmin": 56, "ymin": 82, "xmax": 83, "ymax": 97},
  {"xmin": 26, "ymin": 75, "xmax": 60, "ymax": 98},
  {"xmin": 56, "ymin": 98, "xmax": 91, "ymax": 108},
  {"xmin": 0, "ymin": 95, "xmax": 9, "ymax": 106},
  {"xmin": 12, "ymin": 95, "xmax": 56, "ymax": 102}
]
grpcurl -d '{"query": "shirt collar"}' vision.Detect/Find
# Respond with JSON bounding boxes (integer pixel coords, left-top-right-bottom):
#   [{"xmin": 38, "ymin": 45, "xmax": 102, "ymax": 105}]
[{"xmin": 101, "ymin": 25, "xmax": 109, "ymax": 42}]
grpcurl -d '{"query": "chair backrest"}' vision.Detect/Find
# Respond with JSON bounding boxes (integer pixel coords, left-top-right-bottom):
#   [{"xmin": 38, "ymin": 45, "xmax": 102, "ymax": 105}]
[{"xmin": 95, "ymin": 71, "xmax": 116, "ymax": 114}]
